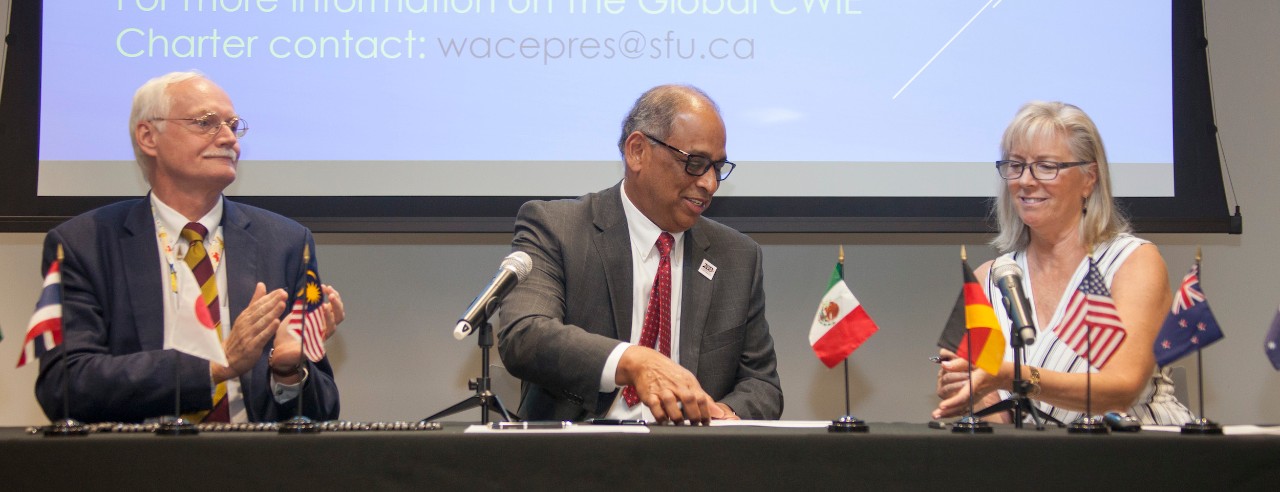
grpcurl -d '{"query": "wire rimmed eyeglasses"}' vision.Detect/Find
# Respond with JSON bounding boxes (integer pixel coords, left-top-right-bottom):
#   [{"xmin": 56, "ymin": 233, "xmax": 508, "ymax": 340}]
[{"xmin": 151, "ymin": 113, "xmax": 248, "ymax": 138}]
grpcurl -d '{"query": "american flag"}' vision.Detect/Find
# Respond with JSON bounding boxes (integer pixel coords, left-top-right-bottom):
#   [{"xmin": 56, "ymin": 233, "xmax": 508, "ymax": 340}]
[
  {"xmin": 18, "ymin": 261, "xmax": 64, "ymax": 368},
  {"xmin": 287, "ymin": 268, "xmax": 326, "ymax": 363},
  {"xmin": 1053, "ymin": 259, "xmax": 1127, "ymax": 369}
]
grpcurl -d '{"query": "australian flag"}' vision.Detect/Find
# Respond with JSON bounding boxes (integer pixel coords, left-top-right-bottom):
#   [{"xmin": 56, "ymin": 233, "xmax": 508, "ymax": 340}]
[
  {"xmin": 17, "ymin": 261, "xmax": 64, "ymax": 367},
  {"xmin": 1154, "ymin": 263, "xmax": 1224, "ymax": 367}
]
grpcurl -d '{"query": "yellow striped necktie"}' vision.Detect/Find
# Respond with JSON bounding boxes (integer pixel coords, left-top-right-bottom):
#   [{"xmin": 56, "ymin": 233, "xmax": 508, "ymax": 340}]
[{"xmin": 179, "ymin": 222, "xmax": 230, "ymax": 423}]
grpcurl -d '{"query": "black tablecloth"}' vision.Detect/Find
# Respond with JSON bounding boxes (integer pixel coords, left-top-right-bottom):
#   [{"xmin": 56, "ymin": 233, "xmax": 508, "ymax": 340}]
[{"xmin": 2, "ymin": 422, "xmax": 1277, "ymax": 490}]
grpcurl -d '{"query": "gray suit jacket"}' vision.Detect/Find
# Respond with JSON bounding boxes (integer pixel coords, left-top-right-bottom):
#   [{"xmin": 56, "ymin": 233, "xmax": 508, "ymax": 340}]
[{"xmin": 497, "ymin": 183, "xmax": 782, "ymax": 420}]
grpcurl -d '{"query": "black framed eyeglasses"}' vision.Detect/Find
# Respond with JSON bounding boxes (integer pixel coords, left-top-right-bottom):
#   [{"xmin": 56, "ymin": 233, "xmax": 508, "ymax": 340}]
[
  {"xmin": 642, "ymin": 132, "xmax": 735, "ymax": 181},
  {"xmin": 151, "ymin": 112, "xmax": 248, "ymax": 138},
  {"xmin": 995, "ymin": 160, "xmax": 1091, "ymax": 181}
]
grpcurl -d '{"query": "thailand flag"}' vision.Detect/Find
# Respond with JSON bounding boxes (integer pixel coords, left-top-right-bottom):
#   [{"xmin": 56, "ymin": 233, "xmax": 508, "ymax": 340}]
[{"xmin": 18, "ymin": 261, "xmax": 64, "ymax": 367}]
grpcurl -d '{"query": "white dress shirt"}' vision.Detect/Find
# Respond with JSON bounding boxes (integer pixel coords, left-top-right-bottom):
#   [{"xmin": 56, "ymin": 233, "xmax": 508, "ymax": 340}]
[
  {"xmin": 152, "ymin": 194, "xmax": 301, "ymax": 423},
  {"xmin": 598, "ymin": 182, "xmax": 685, "ymax": 421}
]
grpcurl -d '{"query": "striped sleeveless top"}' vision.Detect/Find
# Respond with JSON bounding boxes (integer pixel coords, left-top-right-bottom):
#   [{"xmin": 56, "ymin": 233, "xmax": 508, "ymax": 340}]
[{"xmin": 988, "ymin": 233, "xmax": 1193, "ymax": 425}]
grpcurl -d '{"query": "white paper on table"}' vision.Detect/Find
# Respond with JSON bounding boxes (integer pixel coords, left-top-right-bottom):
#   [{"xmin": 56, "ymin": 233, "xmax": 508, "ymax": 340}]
[
  {"xmin": 464, "ymin": 424, "xmax": 650, "ymax": 434},
  {"xmin": 1143, "ymin": 424, "xmax": 1280, "ymax": 435},
  {"xmin": 708, "ymin": 420, "xmax": 833, "ymax": 428}
]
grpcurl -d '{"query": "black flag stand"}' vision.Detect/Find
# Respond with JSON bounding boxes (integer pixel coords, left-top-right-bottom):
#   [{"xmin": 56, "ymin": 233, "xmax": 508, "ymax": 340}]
[
  {"xmin": 280, "ymin": 246, "xmax": 321, "ymax": 434},
  {"xmin": 1068, "ymin": 256, "xmax": 1108, "ymax": 434},
  {"xmin": 155, "ymin": 347, "xmax": 199, "ymax": 436},
  {"xmin": 829, "ymin": 246, "xmax": 868, "ymax": 433},
  {"xmin": 1181, "ymin": 348, "xmax": 1222, "ymax": 434},
  {"xmin": 952, "ymin": 309, "xmax": 992, "ymax": 434},
  {"xmin": 1181, "ymin": 252, "xmax": 1222, "ymax": 435},
  {"xmin": 156, "ymin": 244, "xmax": 199, "ymax": 436},
  {"xmin": 951, "ymin": 246, "xmax": 991, "ymax": 434},
  {"xmin": 828, "ymin": 359, "xmax": 868, "ymax": 433},
  {"xmin": 41, "ymin": 246, "xmax": 90, "ymax": 438}
]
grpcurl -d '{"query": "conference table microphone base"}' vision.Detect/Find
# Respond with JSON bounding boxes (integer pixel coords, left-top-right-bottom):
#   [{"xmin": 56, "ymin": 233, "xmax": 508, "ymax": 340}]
[
  {"xmin": 40, "ymin": 418, "xmax": 90, "ymax": 437},
  {"xmin": 155, "ymin": 416, "xmax": 199, "ymax": 436},
  {"xmin": 279, "ymin": 415, "xmax": 321, "ymax": 434},
  {"xmin": 828, "ymin": 415, "xmax": 869, "ymax": 433},
  {"xmin": 1067, "ymin": 416, "xmax": 1111, "ymax": 434},
  {"xmin": 951, "ymin": 415, "xmax": 993, "ymax": 434},
  {"xmin": 1181, "ymin": 417, "xmax": 1224, "ymax": 435}
]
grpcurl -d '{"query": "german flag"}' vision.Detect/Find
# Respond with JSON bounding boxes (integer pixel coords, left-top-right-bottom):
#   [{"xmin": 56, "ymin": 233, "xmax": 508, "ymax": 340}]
[{"xmin": 937, "ymin": 260, "xmax": 1006, "ymax": 375}]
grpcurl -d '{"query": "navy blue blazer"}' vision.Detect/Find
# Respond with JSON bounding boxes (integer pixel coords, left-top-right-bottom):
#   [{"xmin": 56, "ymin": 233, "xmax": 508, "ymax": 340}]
[{"xmin": 35, "ymin": 197, "xmax": 340, "ymax": 423}]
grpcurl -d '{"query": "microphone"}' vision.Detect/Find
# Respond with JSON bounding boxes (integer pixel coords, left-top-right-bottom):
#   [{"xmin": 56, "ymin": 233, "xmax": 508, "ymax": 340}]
[
  {"xmin": 453, "ymin": 251, "xmax": 533, "ymax": 340},
  {"xmin": 991, "ymin": 257, "xmax": 1036, "ymax": 346}
]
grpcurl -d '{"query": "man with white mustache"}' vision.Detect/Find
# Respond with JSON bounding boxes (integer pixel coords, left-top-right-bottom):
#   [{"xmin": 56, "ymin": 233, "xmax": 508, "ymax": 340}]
[
  {"xmin": 33, "ymin": 71, "xmax": 343, "ymax": 423},
  {"xmin": 497, "ymin": 85, "xmax": 782, "ymax": 424}
]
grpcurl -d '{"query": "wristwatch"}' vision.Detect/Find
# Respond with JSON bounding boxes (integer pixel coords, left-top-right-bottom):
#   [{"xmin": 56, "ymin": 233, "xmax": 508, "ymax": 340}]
[
  {"xmin": 1026, "ymin": 366, "xmax": 1042, "ymax": 397},
  {"xmin": 268, "ymin": 348, "xmax": 302, "ymax": 378}
]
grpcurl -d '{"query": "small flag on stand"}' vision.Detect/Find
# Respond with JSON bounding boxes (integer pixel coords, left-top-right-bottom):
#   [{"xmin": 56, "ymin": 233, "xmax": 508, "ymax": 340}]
[
  {"xmin": 18, "ymin": 261, "xmax": 64, "ymax": 367},
  {"xmin": 1052, "ymin": 259, "xmax": 1126, "ymax": 369},
  {"xmin": 809, "ymin": 252, "xmax": 879, "ymax": 368},
  {"xmin": 1265, "ymin": 306, "xmax": 1280, "ymax": 371},
  {"xmin": 937, "ymin": 256, "xmax": 1005, "ymax": 375},
  {"xmin": 1154, "ymin": 262, "xmax": 1224, "ymax": 367},
  {"xmin": 165, "ymin": 262, "xmax": 229, "ymax": 366},
  {"xmin": 287, "ymin": 267, "xmax": 327, "ymax": 363}
]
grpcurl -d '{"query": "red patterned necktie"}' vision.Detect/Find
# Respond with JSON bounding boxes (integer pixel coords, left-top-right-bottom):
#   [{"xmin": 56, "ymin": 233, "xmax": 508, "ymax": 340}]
[
  {"xmin": 180, "ymin": 222, "xmax": 230, "ymax": 423},
  {"xmin": 623, "ymin": 232, "xmax": 674, "ymax": 406}
]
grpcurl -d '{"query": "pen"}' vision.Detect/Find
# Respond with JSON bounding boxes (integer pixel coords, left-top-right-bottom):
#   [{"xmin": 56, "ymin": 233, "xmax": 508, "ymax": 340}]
[
  {"xmin": 585, "ymin": 419, "xmax": 647, "ymax": 426},
  {"xmin": 489, "ymin": 421, "xmax": 572, "ymax": 430}
]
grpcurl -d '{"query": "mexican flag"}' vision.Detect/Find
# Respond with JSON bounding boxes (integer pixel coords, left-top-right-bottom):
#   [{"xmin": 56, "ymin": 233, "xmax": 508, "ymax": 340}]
[{"xmin": 809, "ymin": 262, "xmax": 880, "ymax": 368}]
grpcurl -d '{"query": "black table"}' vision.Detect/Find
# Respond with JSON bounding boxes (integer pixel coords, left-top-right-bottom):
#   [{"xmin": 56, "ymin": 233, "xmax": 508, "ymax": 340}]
[{"xmin": 2, "ymin": 422, "xmax": 1277, "ymax": 490}]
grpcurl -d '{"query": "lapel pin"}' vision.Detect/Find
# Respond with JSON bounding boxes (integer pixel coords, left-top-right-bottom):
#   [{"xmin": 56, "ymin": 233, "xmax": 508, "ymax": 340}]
[{"xmin": 699, "ymin": 259, "xmax": 717, "ymax": 280}]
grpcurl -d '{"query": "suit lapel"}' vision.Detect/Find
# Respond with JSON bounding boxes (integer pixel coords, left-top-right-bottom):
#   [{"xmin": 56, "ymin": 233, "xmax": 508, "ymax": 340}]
[
  {"xmin": 122, "ymin": 200, "xmax": 165, "ymax": 351},
  {"xmin": 222, "ymin": 199, "xmax": 259, "ymax": 333},
  {"xmin": 679, "ymin": 220, "xmax": 713, "ymax": 374},
  {"xmin": 594, "ymin": 185, "xmax": 634, "ymax": 343},
  {"xmin": 221, "ymin": 200, "xmax": 262, "ymax": 415}
]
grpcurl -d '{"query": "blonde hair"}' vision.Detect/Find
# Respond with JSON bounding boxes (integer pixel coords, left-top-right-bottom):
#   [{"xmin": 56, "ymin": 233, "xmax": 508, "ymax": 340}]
[{"xmin": 990, "ymin": 101, "xmax": 1130, "ymax": 253}]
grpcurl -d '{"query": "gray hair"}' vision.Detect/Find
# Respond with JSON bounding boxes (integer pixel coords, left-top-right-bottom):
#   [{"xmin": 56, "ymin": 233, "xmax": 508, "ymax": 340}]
[
  {"xmin": 990, "ymin": 101, "xmax": 1130, "ymax": 253},
  {"xmin": 617, "ymin": 84, "xmax": 720, "ymax": 159},
  {"xmin": 128, "ymin": 71, "xmax": 208, "ymax": 182}
]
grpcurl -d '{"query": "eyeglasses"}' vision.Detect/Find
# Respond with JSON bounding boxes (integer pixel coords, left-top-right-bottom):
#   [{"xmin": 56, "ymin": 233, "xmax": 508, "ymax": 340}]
[
  {"xmin": 642, "ymin": 132, "xmax": 736, "ymax": 181},
  {"xmin": 995, "ymin": 160, "xmax": 1091, "ymax": 181},
  {"xmin": 151, "ymin": 113, "xmax": 248, "ymax": 138}
]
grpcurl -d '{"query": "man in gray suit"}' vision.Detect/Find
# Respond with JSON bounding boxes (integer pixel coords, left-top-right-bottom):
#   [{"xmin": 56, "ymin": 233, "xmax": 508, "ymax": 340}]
[{"xmin": 497, "ymin": 85, "xmax": 782, "ymax": 424}]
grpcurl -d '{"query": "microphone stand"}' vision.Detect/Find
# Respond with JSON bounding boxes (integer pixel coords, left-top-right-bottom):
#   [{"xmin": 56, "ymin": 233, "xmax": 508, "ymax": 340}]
[
  {"xmin": 423, "ymin": 299, "xmax": 515, "ymax": 424},
  {"xmin": 975, "ymin": 307, "xmax": 1063, "ymax": 429}
]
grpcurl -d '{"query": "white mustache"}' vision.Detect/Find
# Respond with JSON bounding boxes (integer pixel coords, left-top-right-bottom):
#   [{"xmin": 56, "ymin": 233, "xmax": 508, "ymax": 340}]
[{"xmin": 203, "ymin": 149, "xmax": 239, "ymax": 162}]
